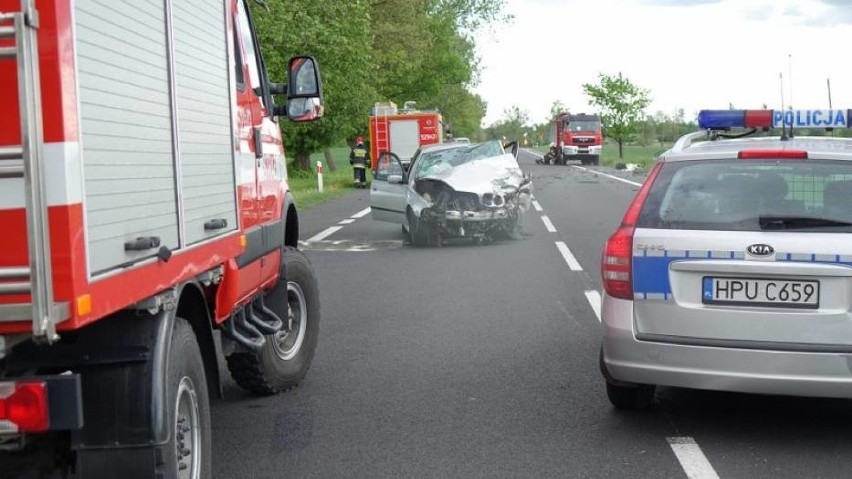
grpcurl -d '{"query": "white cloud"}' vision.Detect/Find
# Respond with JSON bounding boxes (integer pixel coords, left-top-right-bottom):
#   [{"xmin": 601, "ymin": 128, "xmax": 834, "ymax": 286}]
[{"xmin": 473, "ymin": 0, "xmax": 852, "ymax": 125}]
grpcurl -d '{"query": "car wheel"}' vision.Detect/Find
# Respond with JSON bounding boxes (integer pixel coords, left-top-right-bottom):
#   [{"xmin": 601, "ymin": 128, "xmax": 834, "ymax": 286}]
[
  {"xmin": 226, "ymin": 247, "xmax": 320, "ymax": 394},
  {"xmin": 600, "ymin": 348, "xmax": 655, "ymax": 409},
  {"xmin": 605, "ymin": 382, "xmax": 656, "ymax": 410},
  {"xmin": 408, "ymin": 210, "xmax": 430, "ymax": 247}
]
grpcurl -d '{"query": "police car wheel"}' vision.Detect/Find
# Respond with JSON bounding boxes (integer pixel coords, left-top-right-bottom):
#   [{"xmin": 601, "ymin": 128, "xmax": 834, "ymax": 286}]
[{"xmin": 605, "ymin": 381, "xmax": 656, "ymax": 410}]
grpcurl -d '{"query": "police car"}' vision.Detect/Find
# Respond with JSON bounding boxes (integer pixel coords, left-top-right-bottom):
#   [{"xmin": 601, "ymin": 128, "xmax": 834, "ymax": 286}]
[{"xmin": 600, "ymin": 108, "xmax": 852, "ymax": 409}]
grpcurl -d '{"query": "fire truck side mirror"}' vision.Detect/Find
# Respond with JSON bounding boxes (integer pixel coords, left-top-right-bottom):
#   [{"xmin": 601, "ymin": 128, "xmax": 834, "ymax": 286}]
[{"xmin": 284, "ymin": 56, "xmax": 324, "ymax": 123}]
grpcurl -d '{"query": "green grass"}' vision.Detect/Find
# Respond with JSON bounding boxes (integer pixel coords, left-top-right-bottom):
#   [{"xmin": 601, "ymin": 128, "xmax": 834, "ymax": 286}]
[
  {"xmin": 288, "ymin": 147, "xmax": 361, "ymax": 210},
  {"xmin": 600, "ymin": 143, "xmax": 668, "ymax": 167}
]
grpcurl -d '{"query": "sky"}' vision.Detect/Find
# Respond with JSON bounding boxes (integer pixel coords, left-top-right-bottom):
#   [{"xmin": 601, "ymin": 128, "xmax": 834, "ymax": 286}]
[{"xmin": 473, "ymin": 0, "xmax": 852, "ymax": 126}]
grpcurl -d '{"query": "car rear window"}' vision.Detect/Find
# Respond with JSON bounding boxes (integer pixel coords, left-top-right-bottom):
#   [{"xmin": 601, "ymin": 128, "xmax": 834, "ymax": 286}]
[{"xmin": 637, "ymin": 159, "xmax": 852, "ymax": 232}]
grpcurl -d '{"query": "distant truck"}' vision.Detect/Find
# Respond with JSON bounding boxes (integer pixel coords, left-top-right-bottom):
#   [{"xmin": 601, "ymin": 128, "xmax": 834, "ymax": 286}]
[
  {"xmin": 368, "ymin": 101, "xmax": 443, "ymax": 170},
  {"xmin": 547, "ymin": 112, "xmax": 603, "ymax": 166}
]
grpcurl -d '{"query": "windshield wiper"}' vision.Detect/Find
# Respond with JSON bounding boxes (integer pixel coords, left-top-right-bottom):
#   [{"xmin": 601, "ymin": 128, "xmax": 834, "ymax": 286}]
[{"xmin": 759, "ymin": 215, "xmax": 852, "ymax": 230}]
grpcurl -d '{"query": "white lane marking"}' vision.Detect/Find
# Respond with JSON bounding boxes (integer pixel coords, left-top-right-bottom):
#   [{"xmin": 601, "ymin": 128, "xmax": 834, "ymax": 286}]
[
  {"xmin": 532, "ymin": 200, "xmax": 543, "ymax": 212},
  {"xmin": 338, "ymin": 219, "xmax": 356, "ymax": 225},
  {"xmin": 584, "ymin": 290, "xmax": 601, "ymax": 322},
  {"xmin": 306, "ymin": 226, "xmax": 343, "ymax": 243},
  {"xmin": 541, "ymin": 215, "xmax": 557, "ymax": 233},
  {"xmin": 555, "ymin": 241, "xmax": 583, "ymax": 271},
  {"xmin": 351, "ymin": 207, "xmax": 372, "ymax": 219},
  {"xmin": 667, "ymin": 437, "xmax": 720, "ymax": 479},
  {"xmin": 572, "ymin": 165, "xmax": 642, "ymax": 187}
]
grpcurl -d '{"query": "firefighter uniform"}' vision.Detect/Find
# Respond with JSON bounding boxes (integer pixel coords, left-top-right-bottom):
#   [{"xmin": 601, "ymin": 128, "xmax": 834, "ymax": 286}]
[{"xmin": 350, "ymin": 142, "xmax": 369, "ymax": 188}]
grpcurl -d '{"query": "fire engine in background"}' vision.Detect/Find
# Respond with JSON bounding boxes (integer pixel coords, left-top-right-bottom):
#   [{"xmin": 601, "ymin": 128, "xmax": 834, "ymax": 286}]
[
  {"xmin": 0, "ymin": 0, "xmax": 324, "ymax": 477},
  {"xmin": 368, "ymin": 101, "xmax": 443, "ymax": 170},
  {"xmin": 547, "ymin": 112, "xmax": 603, "ymax": 166}
]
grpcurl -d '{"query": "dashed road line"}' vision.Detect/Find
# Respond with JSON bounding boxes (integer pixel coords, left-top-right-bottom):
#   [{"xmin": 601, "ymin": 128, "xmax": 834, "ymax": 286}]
[
  {"xmin": 306, "ymin": 226, "xmax": 344, "ymax": 243},
  {"xmin": 572, "ymin": 165, "xmax": 642, "ymax": 187},
  {"xmin": 541, "ymin": 215, "xmax": 557, "ymax": 232},
  {"xmin": 584, "ymin": 290, "xmax": 601, "ymax": 322},
  {"xmin": 667, "ymin": 437, "xmax": 720, "ymax": 479},
  {"xmin": 555, "ymin": 241, "xmax": 583, "ymax": 271},
  {"xmin": 338, "ymin": 219, "xmax": 356, "ymax": 225},
  {"xmin": 351, "ymin": 207, "xmax": 372, "ymax": 219},
  {"xmin": 532, "ymin": 200, "xmax": 543, "ymax": 212}
]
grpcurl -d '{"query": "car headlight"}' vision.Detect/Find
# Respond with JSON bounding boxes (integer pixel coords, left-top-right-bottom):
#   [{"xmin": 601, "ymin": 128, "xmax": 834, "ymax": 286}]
[{"xmin": 482, "ymin": 193, "xmax": 505, "ymax": 207}]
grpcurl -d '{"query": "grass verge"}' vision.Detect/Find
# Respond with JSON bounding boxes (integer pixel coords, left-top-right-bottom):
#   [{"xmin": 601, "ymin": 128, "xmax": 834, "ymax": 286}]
[{"xmin": 288, "ymin": 147, "xmax": 362, "ymax": 210}]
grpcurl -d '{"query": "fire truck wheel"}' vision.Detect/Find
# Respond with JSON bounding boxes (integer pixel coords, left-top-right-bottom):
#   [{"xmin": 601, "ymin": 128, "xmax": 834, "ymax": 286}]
[
  {"xmin": 164, "ymin": 317, "xmax": 212, "ymax": 479},
  {"xmin": 227, "ymin": 247, "xmax": 320, "ymax": 395}
]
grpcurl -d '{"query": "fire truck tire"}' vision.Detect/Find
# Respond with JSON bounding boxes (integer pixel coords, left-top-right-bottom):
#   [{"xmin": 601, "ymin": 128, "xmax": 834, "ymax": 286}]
[
  {"xmin": 226, "ymin": 247, "xmax": 320, "ymax": 395},
  {"xmin": 163, "ymin": 317, "xmax": 212, "ymax": 478},
  {"xmin": 591, "ymin": 155, "xmax": 600, "ymax": 166}
]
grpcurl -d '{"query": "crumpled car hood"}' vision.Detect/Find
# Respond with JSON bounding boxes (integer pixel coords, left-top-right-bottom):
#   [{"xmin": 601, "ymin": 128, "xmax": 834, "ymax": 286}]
[{"xmin": 418, "ymin": 153, "xmax": 527, "ymax": 194}]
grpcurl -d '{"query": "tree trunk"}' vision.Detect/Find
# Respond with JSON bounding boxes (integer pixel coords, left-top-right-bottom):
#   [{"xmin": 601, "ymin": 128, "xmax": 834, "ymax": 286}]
[
  {"xmin": 323, "ymin": 148, "xmax": 337, "ymax": 172},
  {"xmin": 294, "ymin": 152, "xmax": 311, "ymax": 171},
  {"xmin": 617, "ymin": 138, "xmax": 624, "ymax": 159}
]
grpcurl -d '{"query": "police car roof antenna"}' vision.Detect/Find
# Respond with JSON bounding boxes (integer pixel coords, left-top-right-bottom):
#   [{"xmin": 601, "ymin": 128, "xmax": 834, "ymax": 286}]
[{"xmin": 779, "ymin": 72, "xmax": 789, "ymax": 142}]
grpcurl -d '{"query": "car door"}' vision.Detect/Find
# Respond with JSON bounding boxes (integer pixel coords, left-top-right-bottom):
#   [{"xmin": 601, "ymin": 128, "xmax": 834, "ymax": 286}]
[{"xmin": 370, "ymin": 152, "xmax": 407, "ymax": 224}]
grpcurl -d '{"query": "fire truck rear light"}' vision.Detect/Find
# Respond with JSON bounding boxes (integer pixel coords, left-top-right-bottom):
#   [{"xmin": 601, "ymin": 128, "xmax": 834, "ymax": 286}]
[
  {"xmin": 0, "ymin": 381, "xmax": 49, "ymax": 433},
  {"xmin": 738, "ymin": 149, "xmax": 808, "ymax": 159}
]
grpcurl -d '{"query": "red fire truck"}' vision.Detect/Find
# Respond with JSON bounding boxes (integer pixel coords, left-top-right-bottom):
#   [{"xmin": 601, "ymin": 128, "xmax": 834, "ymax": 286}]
[
  {"xmin": 547, "ymin": 112, "xmax": 603, "ymax": 166},
  {"xmin": 0, "ymin": 0, "xmax": 324, "ymax": 476},
  {"xmin": 368, "ymin": 101, "xmax": 442, "ymax": 170}
]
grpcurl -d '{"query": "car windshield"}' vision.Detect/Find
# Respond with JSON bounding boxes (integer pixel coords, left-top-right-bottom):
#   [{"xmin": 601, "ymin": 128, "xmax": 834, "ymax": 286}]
[
  {"xmin": 412, "ymin": 141, "xmax": 505, "ymax": 180},
  {"xmin": 638, "ymin": 159, "xmax": 852, "ymax": 232}
]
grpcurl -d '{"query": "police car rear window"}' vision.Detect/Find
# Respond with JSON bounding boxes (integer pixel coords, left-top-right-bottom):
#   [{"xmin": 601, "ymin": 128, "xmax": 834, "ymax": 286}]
[{"xmin": 637, "ymin": 159, "xmax": 852, "ymax": 232}]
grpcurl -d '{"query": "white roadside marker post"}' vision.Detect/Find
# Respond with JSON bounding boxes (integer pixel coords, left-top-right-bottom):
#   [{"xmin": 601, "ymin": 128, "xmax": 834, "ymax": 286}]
[{"xmin": 317, "ymin": 160, "xmax": 324, "ymax": 192}]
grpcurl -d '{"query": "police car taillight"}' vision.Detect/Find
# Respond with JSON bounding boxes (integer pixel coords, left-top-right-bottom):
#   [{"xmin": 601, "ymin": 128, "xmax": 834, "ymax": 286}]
[
  {"xmin": 738, "ymin": 149, "xmax": 808, "ymax": 160},
  {"xmin": 602, "ymin": 162, "xmax": 663, "ymax": 300},
  {"xmin": 0, "ymin": 381, "xmax": 49, "ymax": 433}
]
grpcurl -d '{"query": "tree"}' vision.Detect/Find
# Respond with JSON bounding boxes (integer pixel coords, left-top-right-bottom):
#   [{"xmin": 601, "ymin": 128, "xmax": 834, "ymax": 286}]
[
  {"xmin": 549, "ymin": 100, "xmax": 567, "ymax": 119},
  {"xmin": 583, "ymin": 73, "xmax": 651, "ymax": 159},
  {"xmin": 483, "ymin": 104, "xmax": 530, "ymax": 141},
  {"xmin": 252, "ymin": 0, "xmax": 376, "ymax": 170}
]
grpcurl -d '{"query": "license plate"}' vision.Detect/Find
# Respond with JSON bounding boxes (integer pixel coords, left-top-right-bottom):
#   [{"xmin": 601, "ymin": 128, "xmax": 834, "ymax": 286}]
[{"xmin": 702, "ymin": 277, "xmax": 819, "ymax": 308}]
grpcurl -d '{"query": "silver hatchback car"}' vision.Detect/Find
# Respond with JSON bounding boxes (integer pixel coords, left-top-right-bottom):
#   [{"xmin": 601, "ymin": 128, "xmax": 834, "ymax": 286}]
[{"xmin": 600, "ymin": 109, "xmax": 852, "ymax": 409}]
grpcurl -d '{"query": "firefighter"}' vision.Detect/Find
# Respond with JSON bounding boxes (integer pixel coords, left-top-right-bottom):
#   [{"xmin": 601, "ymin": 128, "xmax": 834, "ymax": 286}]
[{"xmin": 349, "ymin": 138, "xmax": 370, "ymax": 188}]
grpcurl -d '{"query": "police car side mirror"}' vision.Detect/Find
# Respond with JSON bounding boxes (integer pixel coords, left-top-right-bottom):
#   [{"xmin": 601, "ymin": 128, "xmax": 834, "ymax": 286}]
[
  {"xmin": 388, "ymin": 174, "xmax": 404, "ymax": 184},
  {"xmin": 285, "ymin": 56, "xmax": 324, "ymax": 123}
]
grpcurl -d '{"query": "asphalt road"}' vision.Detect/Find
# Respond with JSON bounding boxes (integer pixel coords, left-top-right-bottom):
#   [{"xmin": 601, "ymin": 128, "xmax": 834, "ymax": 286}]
[{"xmin": 211, "ymin": 149, "xmax": 852, "ymax": 478}]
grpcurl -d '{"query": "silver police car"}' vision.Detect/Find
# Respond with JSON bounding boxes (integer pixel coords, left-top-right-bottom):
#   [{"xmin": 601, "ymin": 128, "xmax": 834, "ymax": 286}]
[{"xmin": 600, "ymin": 109, "xmax": 852, "ymax": 409}]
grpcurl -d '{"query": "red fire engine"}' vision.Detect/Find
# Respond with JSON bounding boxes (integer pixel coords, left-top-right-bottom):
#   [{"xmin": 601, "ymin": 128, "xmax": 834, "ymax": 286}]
[
  {"xmin": 368, "ymin": 101, "xmax": 442, "ymax": 169},
  {"xmin": 0, "ymin": 0, "xmax": 324, "ymax": 476},
  {"xmin": 547, "ymin": 112, "xmax": 603, "ymax": 166}
]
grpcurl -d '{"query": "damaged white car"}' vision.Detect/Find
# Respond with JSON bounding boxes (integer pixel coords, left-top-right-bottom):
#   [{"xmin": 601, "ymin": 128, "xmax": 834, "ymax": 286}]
[{"xmin": 370, "ymin": 140, "xmax": 533, "ymax": 246}]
